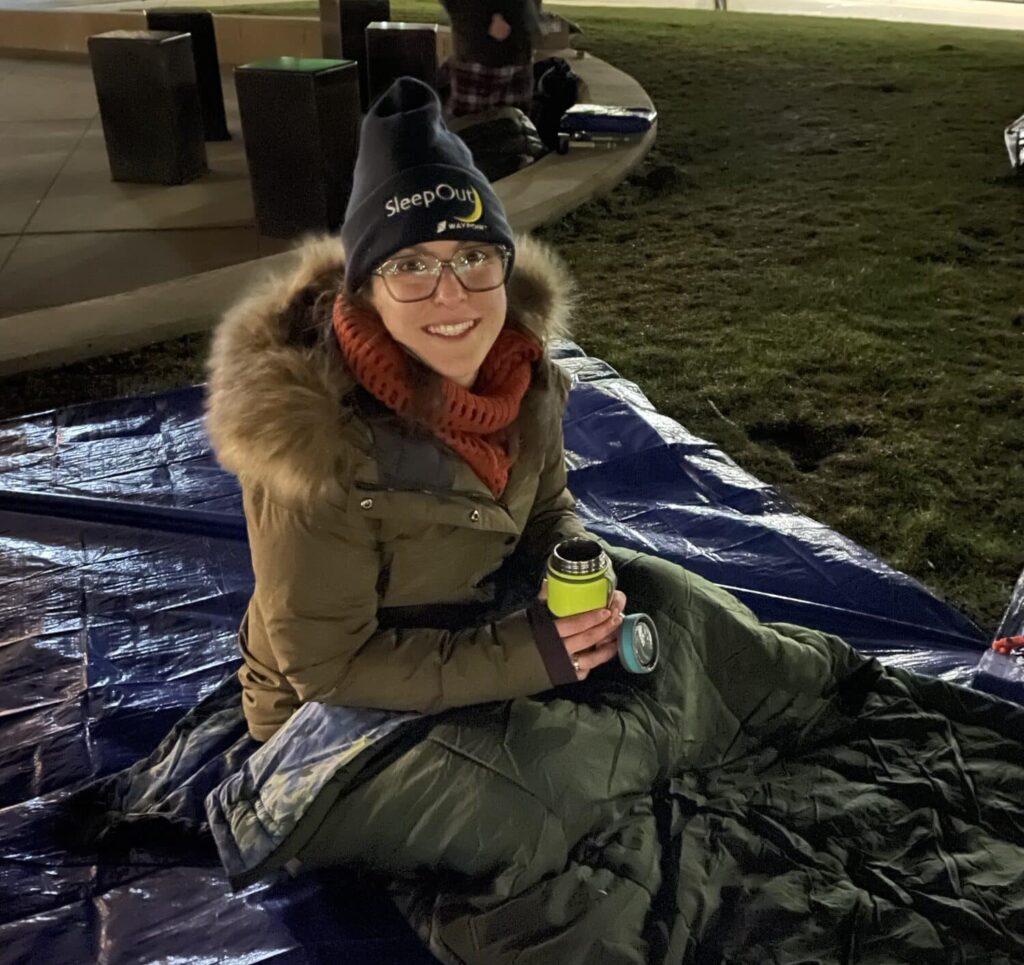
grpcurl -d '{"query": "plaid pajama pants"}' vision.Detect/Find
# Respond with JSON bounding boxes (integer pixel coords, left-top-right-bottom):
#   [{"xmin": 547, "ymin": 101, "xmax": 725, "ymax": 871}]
[{"xmin": 446, "ymin": 60, "xmax": 534, "ymax": 117}]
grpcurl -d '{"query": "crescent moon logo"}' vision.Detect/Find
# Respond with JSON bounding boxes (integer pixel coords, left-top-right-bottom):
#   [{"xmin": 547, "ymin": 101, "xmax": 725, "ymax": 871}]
[{"xmin": 455, "ymin": 188, "xmax": 484, "ymax": 224}]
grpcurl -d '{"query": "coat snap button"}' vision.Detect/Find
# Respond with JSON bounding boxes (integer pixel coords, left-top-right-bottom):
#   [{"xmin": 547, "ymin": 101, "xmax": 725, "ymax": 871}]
[
  {"xmin": 469, "ymin": 509, "xmax": 481, "ymax": 522},
  {"xmin": 360, "ymin": 498, "xmax": 374, "ymax": 510}
]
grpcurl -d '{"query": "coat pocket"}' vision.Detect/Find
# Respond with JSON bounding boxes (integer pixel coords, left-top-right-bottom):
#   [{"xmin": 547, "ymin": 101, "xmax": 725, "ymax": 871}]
[{"xmin": 348, "ymin": 483, "xmax": 520, "ymax": 536}]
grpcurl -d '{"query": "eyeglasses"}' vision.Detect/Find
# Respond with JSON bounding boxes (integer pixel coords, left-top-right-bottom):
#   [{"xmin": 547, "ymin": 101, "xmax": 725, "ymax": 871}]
[{"xmin": 371, "ymin": 244, "xmax": 511, "ymax": 303}]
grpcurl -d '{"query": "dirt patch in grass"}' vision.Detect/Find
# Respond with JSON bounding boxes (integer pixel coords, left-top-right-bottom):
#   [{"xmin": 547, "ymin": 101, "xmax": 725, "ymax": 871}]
[{"xmin": 747, "ymin": 419, "xmax": 866, "ymax": 473}]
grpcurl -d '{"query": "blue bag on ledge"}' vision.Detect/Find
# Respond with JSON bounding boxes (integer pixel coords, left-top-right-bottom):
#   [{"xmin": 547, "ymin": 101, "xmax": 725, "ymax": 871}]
[{"xmin": 560, "ymin": 103, "xmax": 657, "ymax": 136}]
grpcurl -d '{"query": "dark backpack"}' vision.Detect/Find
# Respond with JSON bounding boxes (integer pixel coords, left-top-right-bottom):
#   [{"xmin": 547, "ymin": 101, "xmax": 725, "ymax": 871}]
[{"xmin": 452, "ymin": 107, "xmax": 547, "ymax": 182}]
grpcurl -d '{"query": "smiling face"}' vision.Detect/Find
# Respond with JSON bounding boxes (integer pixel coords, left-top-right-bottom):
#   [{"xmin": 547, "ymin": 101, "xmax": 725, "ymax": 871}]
[{"xmin": 366, "ymin": 240, "xmax": 508, "ymax": 389}]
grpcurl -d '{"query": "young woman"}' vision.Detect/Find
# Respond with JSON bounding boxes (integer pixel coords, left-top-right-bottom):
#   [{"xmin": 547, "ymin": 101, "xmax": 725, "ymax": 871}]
[{"xmin": 206, "ymin": 77, "xmax": 625, "ymax": 741}]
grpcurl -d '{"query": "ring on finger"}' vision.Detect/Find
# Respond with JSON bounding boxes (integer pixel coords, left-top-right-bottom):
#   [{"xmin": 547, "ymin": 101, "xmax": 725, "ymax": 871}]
[{"xmin": 572, "ymin": 655, "xmax": 581, "ymax": 674}]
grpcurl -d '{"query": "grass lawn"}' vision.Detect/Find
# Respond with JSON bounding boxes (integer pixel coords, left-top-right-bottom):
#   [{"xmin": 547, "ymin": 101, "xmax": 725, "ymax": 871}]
[{"xmin": 2, "ymin": 3, "xmax": 1021, "ymax": 630}]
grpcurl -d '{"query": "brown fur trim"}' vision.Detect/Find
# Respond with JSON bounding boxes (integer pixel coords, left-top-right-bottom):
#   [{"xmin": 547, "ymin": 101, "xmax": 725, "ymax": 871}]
[{"xmin": 507, "ymin": 235, "xmax": 576, "ymax": 344}]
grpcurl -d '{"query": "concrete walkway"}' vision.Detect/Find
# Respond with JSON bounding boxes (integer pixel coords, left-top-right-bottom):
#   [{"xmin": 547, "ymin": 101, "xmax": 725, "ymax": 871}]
[
  {"xmin": 0, "ymin": 56, "xmax": 265, "ymax": 319},
  {"xmin": 717, "ymin": 0, "xmax": 1024, "ymax": 32},
  {"xmin": 5, "ymin": 0, "xmax": 1022, "ymax": 32}
]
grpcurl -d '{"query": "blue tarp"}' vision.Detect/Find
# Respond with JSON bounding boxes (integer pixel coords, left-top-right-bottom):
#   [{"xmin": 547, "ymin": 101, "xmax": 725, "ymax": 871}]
[{"xmin": 0, "ymin": 343, "xmax": 1009, "ymax": 964}]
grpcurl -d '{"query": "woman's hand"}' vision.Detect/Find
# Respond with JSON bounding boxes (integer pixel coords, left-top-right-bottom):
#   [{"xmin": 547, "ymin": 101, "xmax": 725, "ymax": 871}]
[
  {"xmin": 539, "ymin": 582, "xmax": 627, "ymax": 680},
  {"xmin": 489, "ymin": 13, "xmax": 512, "ymax": 41}
]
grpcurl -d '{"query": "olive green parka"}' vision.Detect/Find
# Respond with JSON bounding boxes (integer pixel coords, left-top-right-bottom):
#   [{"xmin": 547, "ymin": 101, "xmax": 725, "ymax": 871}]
[{"xmin": 205, "ymin": 235, "xmax": 590, "ymax": 741}]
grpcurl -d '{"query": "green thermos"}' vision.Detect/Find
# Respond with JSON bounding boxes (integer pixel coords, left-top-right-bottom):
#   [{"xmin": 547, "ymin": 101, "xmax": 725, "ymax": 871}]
[{"xmin": 546, "ymin": 538, "xmax": 659, "ymax": 674}]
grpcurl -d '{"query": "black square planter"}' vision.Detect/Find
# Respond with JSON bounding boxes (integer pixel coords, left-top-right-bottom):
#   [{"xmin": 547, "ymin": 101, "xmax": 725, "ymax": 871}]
[
  {"xmin": 235, "ymin": 57, "xmax": 361, "ymax": 239},
  {"xmin": 88, "ymin": 30, "xmax": 208, "ymax": 185},
  {"xmin": 366, "ymin": 22, "xmax": 438, "ymax": 106}
]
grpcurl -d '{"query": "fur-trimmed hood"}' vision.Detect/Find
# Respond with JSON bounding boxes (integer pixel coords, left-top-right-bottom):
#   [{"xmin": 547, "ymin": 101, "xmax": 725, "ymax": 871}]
[{"xmin": 205, "ymin": 233, "xmax": 576, "ymax": 504}]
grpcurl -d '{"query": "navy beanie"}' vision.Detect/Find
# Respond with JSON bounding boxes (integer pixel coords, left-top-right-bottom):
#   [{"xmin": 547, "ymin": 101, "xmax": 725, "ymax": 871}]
[{"xmin": 341, "ymin": 77, "xmax": 515, "ymax": 294}]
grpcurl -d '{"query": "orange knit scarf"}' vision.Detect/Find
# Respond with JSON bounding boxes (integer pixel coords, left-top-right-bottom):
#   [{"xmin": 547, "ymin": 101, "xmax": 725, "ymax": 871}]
[{"xmin": 332, "ymin": 295, "xmax": 542, "ymax": 498}]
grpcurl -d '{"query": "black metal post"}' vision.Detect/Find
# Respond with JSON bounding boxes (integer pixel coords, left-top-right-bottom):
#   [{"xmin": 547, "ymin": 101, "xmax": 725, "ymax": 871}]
[
  {"xmin": 145, "ymin": 9, "xmax": 230, "ymax": 141},
  {"xmin": 319, "ymin": 0, "xmax": 343, "ymax": 58},
  {"xmin": 340, "ymin": 0, "xmax": 390, "ymax": 109}
]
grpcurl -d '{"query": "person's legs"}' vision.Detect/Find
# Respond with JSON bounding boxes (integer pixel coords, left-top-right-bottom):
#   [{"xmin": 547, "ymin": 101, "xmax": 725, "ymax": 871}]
[{"xmin": 447, "ymin": 60, "xmax": 535, "ymax": 118}]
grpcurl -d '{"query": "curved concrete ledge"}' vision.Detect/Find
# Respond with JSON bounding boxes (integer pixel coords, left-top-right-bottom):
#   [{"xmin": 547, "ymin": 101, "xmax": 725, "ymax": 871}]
[{"xmin": 0, "ymin": 49, "xmax": 654, "ymax": 376}]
